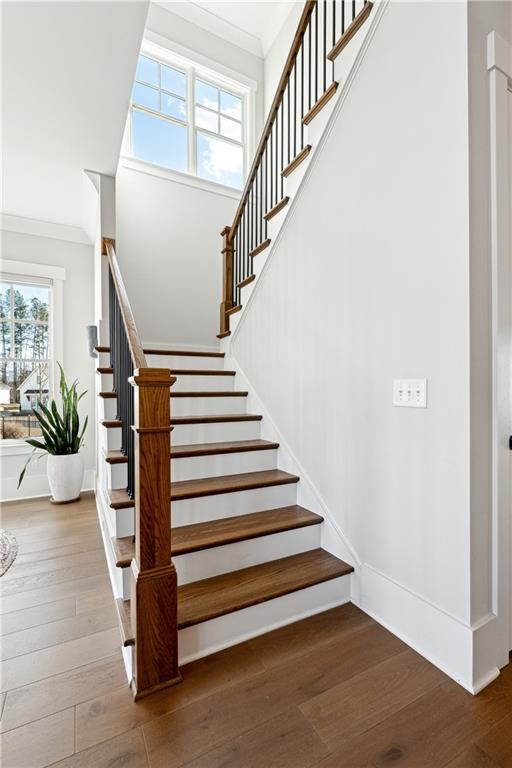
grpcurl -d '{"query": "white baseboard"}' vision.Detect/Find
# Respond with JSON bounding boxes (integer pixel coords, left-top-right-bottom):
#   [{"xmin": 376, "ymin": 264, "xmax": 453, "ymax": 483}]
[
  {"xmin": 0, "ymin": 468, "xmax": 95, "ymax": 502},
  {"xmin": 352, "ymin": 562, "xmax": 502, "ymax": 694}
]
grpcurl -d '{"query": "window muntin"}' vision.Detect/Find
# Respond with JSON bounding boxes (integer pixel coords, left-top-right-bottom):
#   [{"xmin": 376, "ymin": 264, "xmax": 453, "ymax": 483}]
[
  {"xmin": 0, "ymin": 279, "xmax": 51, "ymax": 440},
  {"xmin": 130, "ymin": 53, "xmax": 246, "ymax": 190}
]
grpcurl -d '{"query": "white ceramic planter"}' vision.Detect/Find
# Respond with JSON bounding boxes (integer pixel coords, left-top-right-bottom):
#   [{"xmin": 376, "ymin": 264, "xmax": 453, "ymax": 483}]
[{"xmin": 47, "ymin": 453, "xmax": 84, "ymax": 503}]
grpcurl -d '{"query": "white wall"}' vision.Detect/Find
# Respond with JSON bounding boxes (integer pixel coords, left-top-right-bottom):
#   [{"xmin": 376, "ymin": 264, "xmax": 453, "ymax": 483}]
[
  {"xmin": 230, "ymin": 1, "xmax": 484, "ymax": 686},
  {"xmin": 116, "ymin": 163, "xmax": 238, "ymax": 348},
  {"xmin": 0, "ymin": 230, "xmax": 96, "ymax": 500},
  {"xmin": 263, "ymin": 1, "xmax": 303, "ymax": 113}
]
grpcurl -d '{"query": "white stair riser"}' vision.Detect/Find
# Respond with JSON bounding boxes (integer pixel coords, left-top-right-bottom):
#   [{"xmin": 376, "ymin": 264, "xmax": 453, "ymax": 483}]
[
  {"xmin": 177, "ymin": 575, "xmax": 351, "ymax": 665},
  {"xmin": 172, "ymin": 483, "xmax": 298, "ymax": 526},
  {"xmin": 174, "ymin": 525, "xmax": 321, "ymax": 585},
  {"xmin": 172, "ymin": 375, "xmax": 235, "ymax": 392},
  {"xmin": 109, "ymin": 483, "xmax": 298, "ymax": 538},
  {"xmin": 107, "ymin": 462, "xmax": 127, "ymax": 490},
  {"xmin": 146, "ymin": 354, "xmax": 225, "ymax": 370},
  {"xmin": 103, "ymin": 426, "xmax": 121, "ymax": 451},
  {"xmin": 106, "ymin": 448, "xmax": 277, "ymax": 489},
  {"xmin": 172, "ymin": 449, "xmax": 278, "ymax": 482},
  {"xmin": 172, "ymin": 419, "xmax": 261, "ymax": 445},
  {"xmin": 171, "ymin": 396, "xmax": 247, "ymax": 417},
  {"xmin": 109, "ymin": 504, "xmax": 134, "ymax": 539},
  {"xmin": 101, "ymin": 397, "xmax": 118, "ymax": 420}
]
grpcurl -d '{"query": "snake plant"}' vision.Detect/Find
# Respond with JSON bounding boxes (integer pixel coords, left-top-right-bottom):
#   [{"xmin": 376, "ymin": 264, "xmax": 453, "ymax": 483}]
[{"xmin": 18, "ymin": 364, "xmax": 88, "ymax": 488}]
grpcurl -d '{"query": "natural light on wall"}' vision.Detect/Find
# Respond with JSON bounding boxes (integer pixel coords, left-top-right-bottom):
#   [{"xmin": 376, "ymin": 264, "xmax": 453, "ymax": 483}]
[{"xmin": 128, "ymin": 50, "xmax": 247, "ymax": 190}]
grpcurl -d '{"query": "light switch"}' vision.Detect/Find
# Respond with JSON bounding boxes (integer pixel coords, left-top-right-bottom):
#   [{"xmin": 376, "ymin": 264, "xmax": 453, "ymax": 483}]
[{"xmin": 393, "ymin": 379, "xmax": 427, "ymax": 408}]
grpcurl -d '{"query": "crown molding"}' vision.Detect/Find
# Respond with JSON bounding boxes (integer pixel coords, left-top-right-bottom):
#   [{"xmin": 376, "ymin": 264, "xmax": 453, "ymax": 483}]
[{"xmin": 0, "ymin": 213, "xmax": 92, "ymax": 245}]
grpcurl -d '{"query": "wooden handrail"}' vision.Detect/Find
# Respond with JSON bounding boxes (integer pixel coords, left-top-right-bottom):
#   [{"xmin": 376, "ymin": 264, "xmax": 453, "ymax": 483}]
[
  {"xmin": 229, "ymin": 0, "xmax": 316, "ymax": 240},
  {"xmin": 103, "ymin": 238, "xmax": 147, "ymax": 369}
]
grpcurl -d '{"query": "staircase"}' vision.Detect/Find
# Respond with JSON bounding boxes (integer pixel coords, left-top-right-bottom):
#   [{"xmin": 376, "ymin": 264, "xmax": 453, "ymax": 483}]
[
  {"xmin": 95, "ymin": 0, "xmax": 376, "ymax": 698},
  {"xmin": 97, "ymin": 342, "xmax": 353, "ymax": 677}
]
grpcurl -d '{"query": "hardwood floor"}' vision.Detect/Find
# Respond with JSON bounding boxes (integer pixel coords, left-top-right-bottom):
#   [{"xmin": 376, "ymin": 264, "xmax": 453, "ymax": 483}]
[{"xmin": 1, "ymin": 495, "xmax": 511, "ymax": 768}]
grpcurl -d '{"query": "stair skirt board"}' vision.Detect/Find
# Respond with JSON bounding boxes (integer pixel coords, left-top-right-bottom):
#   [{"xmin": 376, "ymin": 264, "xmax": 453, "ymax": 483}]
[
  {"xmin": 172, "ymin": 419, "xmax": 261, "ymax": 445},
  {"xmin": 176, "ymin": 575, "xmax": 351, "ymax": 665},
  {"xmin": 107, "ymin": 449, "xmax": 279, "ymax": 487},
  {"xmin": 170, "ymin": 395, "xmax": 248, "ymax": 417},
  {"xmin": 145, "ymin": 354, "xmax": 225, "ymax": 370},
  {"xmin": 171, "ymin": 375, "xmax": 236, "ymax": 392}
]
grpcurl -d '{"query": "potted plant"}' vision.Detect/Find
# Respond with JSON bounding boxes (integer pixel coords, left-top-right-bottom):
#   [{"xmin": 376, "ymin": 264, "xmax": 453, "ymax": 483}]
[{"xmin": 18, "ymin": 364, "xmax": 88, "ymax": 503}]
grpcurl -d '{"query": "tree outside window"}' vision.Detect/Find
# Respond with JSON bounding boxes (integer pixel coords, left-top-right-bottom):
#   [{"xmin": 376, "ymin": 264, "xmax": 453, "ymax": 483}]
[{"xmin": 0, "ymin": 280, "xmax": 50, "ymax": 440}]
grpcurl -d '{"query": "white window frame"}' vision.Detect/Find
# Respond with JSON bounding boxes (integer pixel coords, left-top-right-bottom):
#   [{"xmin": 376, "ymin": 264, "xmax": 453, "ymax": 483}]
[
  {"xmin": 121, "ymin": 38, "xmax": 256, "ymax": 197},
  {"xmin": 0, "ymin": 260, "xmax": 65, "ymax": 455}
]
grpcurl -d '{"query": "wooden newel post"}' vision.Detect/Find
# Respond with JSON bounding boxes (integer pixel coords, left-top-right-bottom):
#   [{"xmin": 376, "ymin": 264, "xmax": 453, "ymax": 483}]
[
  {"xmin": 219, "ymin": 225, "xmax": 234, "ymax": 337},
  {"xmin": 130, "ymin": 367, "xmax": 181, "ymax": 699}
]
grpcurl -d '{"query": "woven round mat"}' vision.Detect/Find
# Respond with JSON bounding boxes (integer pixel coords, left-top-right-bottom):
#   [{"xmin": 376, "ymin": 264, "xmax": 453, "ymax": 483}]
[{"xmin": 0, "ymin": 530, "xmax": 18, "ymax": 577}]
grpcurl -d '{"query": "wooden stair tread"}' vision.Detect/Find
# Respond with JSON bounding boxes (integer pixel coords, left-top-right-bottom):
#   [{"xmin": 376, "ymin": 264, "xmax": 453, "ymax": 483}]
[
  {"xmin": 107, "ymin": 469, "xmax": 298, "ymax": 509},
  {"xmin": 104, "ymin": 439, "xmax": 278, "ymax": 465},
  {"xmin": 171, "ymin": 413, "xmax": 262, "ymax": 425},
  {"xmin": 327, "ymin": 2, "xmax": 373, "ymax": 61},
  {"xmin": 171, "ymin": 439, "xmax": 279, "ymax": 458},
  {"xmin": 101, "ymin": 419, "xmax": 122, "ymax": 428},
  {"xmin": 282, "ymin": 145, "xmax": 312, "ymax": 178},
  {"xmin": 249, "ymin": 238, "xmax": 271, "ymax": 259},
  {"xmin": 97, "ymin": 366, "xmax": 113, "ymax": 374},
  {"xmin": 112, "ymin": 505, "xmax": 323, "ymax": 567},
  {"xmin": 302, "ymin": 81, "xmax": 338, "ymax": 126},
  {"xmin": 100, "ymin": 390, "xmax": 247, "ymax": 399},
  {"xmin": 177, "ymin": 549, "xmax": 353, "ymax": 629},
  {"xmin": 115, "ymin": 598, "xmax": 134, "ymax": 646},
  {"xmin": 264, "ymin": 196, "xmax": 289, "ymax": 221},
  {"xmin": 103, "ymin": 414, "xmax": 262, "ymax": 428},
  {"xmin": 171, "ymin": 469, "xmax": 299, "ymax": 501},
  {"xmin": 237, "ymin": 274, "xmax": 255, "ymax": 289},
  {"xmin": 95, "ymin": 345, "xmax": 224, "ymax": 358},
  {"xmin": 170, "ymin": 391, "xmax": 247, "ymax": 398}
]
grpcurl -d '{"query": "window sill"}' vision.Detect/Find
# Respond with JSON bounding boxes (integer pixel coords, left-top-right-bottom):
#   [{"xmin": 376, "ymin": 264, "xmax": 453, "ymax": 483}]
[
  {"xmin": 0, "ymin": 440, "xmax": 45, "ymax": 457},
  {"xmin": 119, "ymin": 156, "xmax": 243, "ymax": 200}
]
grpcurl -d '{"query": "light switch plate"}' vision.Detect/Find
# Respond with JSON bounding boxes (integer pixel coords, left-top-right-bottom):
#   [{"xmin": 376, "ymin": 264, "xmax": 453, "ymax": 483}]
[{"xmin": 393, "ymin": 379, "xmax": 427, "ymax": 408}]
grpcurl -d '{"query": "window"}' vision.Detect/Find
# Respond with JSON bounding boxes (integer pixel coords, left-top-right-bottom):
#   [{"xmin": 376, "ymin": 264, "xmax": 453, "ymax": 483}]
[
  {"xmin": 0, "ymin": 279, "xmax": 51, "ymax": 441},
  {"xmin": 128, "ymin": 51, "xmax": 246, "ymax": 190}
]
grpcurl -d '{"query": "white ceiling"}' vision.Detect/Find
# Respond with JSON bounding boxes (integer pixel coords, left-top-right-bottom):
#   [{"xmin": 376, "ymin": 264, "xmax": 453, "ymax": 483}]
[
  {"xmin": 154, "ymin": 0, "xmax": 296, "ymax": 57},
  {"xmin": 1, "ymin": 1, "xmax": 149, "ymax": 231}
]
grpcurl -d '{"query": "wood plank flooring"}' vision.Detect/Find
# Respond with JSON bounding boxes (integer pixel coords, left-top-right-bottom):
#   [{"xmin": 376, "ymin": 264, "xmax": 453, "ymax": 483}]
[{"xmin": 1, "ymin": 495, "xmax": 511, "ymax": 768}]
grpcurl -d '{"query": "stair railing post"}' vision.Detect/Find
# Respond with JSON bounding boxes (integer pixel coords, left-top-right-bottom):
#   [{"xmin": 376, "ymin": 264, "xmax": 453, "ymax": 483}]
[
  {"xmin": 129, "ymin": 367, "xmax": 181, "ymax": 698},
  {"xmin": 219, "ymin": 225, "xmax": 234, "ymax": 336}
]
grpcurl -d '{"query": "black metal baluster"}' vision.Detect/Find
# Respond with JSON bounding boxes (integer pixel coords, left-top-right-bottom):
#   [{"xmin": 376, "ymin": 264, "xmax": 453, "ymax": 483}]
[
  {"xmin": 280, "ymin": 101, "xmax": 284, "ymax": 197},
  {"xmin": 323, "ymin": 0, "xmax": 327, "ymax": 92},
  {"xmin": 342, "ymin": 0, "xmax": 345, "ymax": 38},
  {"xmin": 301, "ymin": 37, "xmax": 304, "ymax": 148},
  {"xmin": 308, "ymin": 17, "xmax": 312, "ymax": 108},
  {"xmin": 293, "ymin": 60, "xmax": 297, "ymax": 159},
  {"xmin": 352, "ymin": 0, "xmax": 356, "ymax": 21},
  {"xmin": 315, "ymin": 2, "xmax": 318, "ymax": 102}
]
